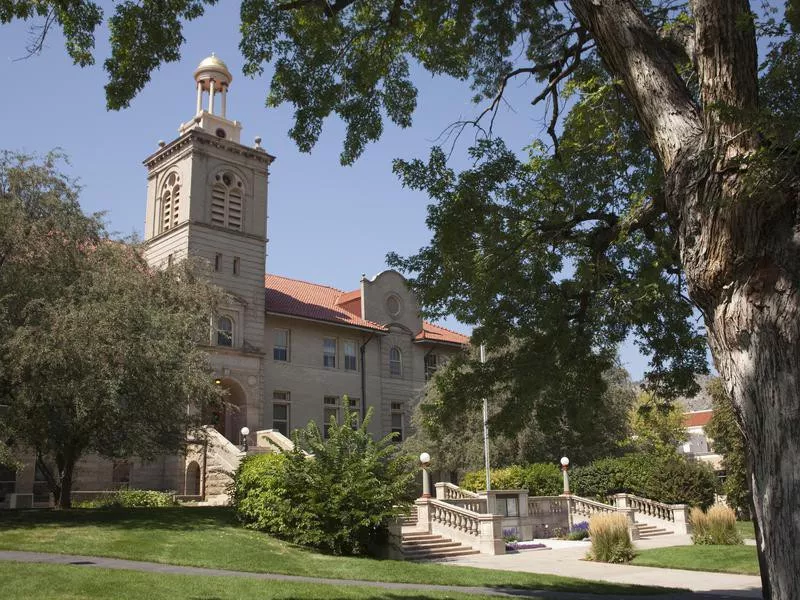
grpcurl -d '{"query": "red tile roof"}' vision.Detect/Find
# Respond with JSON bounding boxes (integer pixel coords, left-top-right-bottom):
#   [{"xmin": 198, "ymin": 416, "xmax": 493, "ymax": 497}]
[
  {"xmin": 265, "ymin": 274, "xmax": 387, "ymax": 332},
  {"xmin": 414, "ymin": 321, "xmax": 470, "ymax": 346},
  {"xmin": 683, "ymin": 410, "xmax": 713, "ymax": 428},
  {"xmin": 264, "ymin": 274, "xmax": 469, "ymax": 345}
]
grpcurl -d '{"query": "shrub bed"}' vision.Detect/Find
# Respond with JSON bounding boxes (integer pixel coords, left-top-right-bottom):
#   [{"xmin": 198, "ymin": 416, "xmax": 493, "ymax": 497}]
[
  {"xmin": 74, "ymin": 489, "xmax": 177, "ymax": 508},
  {"xmin": 231, "ymin": 409, "xmax": 413, "ymax": 556},
  {"xmin": 461, "ymin": 463, "xmax": 561, "ymax": 496}
]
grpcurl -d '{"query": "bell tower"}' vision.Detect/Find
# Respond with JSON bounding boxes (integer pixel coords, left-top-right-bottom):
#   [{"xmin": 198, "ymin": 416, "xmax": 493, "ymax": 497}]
[{"xmin": 142, "ymin": 54, "xmax": 274, "ymax": 440}]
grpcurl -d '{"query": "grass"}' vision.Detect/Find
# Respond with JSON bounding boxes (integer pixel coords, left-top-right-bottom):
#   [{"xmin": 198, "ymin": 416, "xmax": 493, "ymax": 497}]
[
  {"xmin": 632, "ymin": 545, "xmax": 760, "ymax": 576},
  {"xmin": 0, "ymin": 562, "xmax": 512, "ymax": 600},
  {"xmin": 0, "ymin": 507, "xmax": 670, "ymax": 596},
  {"xmin": 736, "ymin": 521, "xmax": 755, "ymax": 540}
]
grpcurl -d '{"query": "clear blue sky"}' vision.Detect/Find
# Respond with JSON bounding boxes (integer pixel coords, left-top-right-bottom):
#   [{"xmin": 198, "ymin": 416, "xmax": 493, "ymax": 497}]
[{"xmin": 0, "ymin": 5, "xmax": 698, "ymax": 380}]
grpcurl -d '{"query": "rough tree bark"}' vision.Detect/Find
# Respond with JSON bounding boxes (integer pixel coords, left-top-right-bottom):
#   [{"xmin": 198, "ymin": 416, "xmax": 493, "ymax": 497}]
[{"xmin": 571, "ymin": 1, "xmax": 799, "ymax": 598}]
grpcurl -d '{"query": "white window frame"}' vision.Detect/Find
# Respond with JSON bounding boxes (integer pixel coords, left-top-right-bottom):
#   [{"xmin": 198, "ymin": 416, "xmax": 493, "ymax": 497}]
[
  {"xmin": 323, "ymin": 395, "xmax": 340, "ymax": 439},
  {"xmin": 273, "ymin": 329, "xmax": 290, "ymax": 362},
  {"xmin": 343, "ymin": 340, "xmax": 358, "ymax": 371},
  {"xmin": 216, "ymin": 314, "xmax": 234, "ymax": 347},
  {"xmin": 323, "ymin": 338, "xmax": 337, "ymax": 369},
  {"xmin": 389, "ymin": 346, "xmax": 402, "ymax": 377},
  {"xmin": 272, "ymin": 391, "xmax": 290, "ymax": 436}
]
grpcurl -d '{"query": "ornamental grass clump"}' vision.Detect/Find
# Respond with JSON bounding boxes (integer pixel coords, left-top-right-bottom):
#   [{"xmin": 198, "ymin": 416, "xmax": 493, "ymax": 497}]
[
  {"xmin": 587, "ymin": 513, "xmax": 635, "ymax": 563},
  {"xmin": 691, "ymin": 504, "xmax": 742, "ymax": 545}
]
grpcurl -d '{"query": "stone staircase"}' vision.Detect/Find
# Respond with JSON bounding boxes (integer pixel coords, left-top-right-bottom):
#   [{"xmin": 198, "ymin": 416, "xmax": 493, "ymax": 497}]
[
  {"xmin": 635, "ymin": 522, "xmax": 673, "ymax": 538},
  {"xmin": 400, "ymin": 531, "xmax": 480, "ymax": 561}
]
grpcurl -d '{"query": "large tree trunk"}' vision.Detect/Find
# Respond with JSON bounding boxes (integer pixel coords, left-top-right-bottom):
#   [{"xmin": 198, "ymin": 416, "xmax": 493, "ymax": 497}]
[{"xmin": 571, "ymin": 1, "xmax": 799, "ymax": 598}]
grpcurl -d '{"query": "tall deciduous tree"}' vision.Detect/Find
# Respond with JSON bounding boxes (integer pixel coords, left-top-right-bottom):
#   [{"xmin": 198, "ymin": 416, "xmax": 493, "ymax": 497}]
[
  {"xmin": 627, "ymin": 391, "xmax": 688, "ymax": 455},
  {"xmin": 4, "ymin": 1, "xmax": 800, "ymax": 595},
  {"xmin": 0, "ymin": 152, "xmax": 224, "ymax": 508}
]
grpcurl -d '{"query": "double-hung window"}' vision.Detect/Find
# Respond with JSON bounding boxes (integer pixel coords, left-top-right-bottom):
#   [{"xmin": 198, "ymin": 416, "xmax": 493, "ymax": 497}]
[
  {"xmin": 343, "ymin": 340, "xmax": 357, "ymax": 371},
  {"xmin": 323, "ymin": 396, "xmax": 340, "ymax": 438},
  {"xmin": 273, "ymin": 391, "xmax": 290, "ymax": 436},
  {"xmin": 391, "ymin": 402, "xmax": 404, "ymax": 442},
  {"xmin": 273, "ymin": 329, "xmax": 289, "ymax": 361},
  {"xmin": 424, "ymin": 354, "xmax": 438, "ymax": 381},
  {"xmin": 323, "ymin": 338, "xmax": 337, "ymax": 368}
]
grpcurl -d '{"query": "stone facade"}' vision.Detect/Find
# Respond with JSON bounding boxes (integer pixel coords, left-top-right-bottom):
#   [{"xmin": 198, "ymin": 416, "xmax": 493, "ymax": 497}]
[{"xmin": 1, "ymin": 55, "xmax": 468, "ymax": 507}]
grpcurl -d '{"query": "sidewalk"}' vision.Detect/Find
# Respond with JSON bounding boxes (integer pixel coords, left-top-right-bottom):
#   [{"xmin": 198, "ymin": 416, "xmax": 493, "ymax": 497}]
[{"xmin": 442, "ymin": 535, "xmax": 762, "ymax": 599}]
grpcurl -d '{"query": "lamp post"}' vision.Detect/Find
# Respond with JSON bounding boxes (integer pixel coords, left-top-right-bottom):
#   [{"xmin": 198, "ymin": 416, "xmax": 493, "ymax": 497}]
[
  {"xmin": 240, "ymin": 426, "xmax": 250, "ymax": 452},
  {"xmin": 419, "ymin": 452, "xmax": 431, "ymax": 499},
  {"xmin": 560, "ymin": 456, "xmax": 570, "ymax": 495}
]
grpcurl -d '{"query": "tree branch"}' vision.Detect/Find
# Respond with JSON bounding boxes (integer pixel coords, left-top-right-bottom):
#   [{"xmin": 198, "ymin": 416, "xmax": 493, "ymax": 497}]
[{"xmin": 570, "ymin": 0, "xmax": 702, "ymax": 169}]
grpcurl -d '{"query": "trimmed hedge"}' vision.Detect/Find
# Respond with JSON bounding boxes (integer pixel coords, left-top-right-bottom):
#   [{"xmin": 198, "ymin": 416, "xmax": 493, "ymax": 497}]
[
  {"xmin": 74, "ymin": 489, "xmax": 177, "ymax": 508},
  {"xmin": 462, "ymin": 454, "xmax": 717, "ymax": 508},
  {"xmin": 571, "ymin": 454, "xmax": 717, "ymax": 508},
  {"xmin": 461, "ymin": 463, "xmax": 561, "ymax": 496}
]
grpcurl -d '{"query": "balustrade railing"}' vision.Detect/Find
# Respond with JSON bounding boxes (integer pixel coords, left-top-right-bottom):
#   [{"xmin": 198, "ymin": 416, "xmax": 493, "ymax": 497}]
[
  {"xmin": 570, "ymin": 495, "xmax": 623, "ymax": 520},
  {"xmin": 429, "ymin": 499, "xmax": 482, "ymax": 537},
  {"xmin": 623, "ymin": 494, "xmax": 676, "ymax": 523},
  {"xmin": 435, "ymin": 482, "xmax": 480, "ymax": 500},
  {"xmin": 528, "ymin": 496, "xmax": 569, "ymax": 516},
  {"xmin": 444, "ymin": 497, "xmax": 487, "ymax": 513}
]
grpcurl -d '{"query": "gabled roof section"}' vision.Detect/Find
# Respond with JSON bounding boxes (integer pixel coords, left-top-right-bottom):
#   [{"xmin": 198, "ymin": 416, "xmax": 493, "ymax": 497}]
[
  {"xmin": 264, "ymin": 274, "xmax": 470, "ymax": 345},
  {"xmin": 265, "ymin": 274, "xmax": 386, "ymax": 332},
  {"xmin": 683, "ymin": 410, "xmax": 713, "ymax": 428},
  {"xmin": 415, "ymin": 321, "xmax": 470, "ymax": 346}
]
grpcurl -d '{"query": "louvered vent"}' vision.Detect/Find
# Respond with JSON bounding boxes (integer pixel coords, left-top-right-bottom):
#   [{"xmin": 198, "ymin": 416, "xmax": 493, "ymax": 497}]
[
  {"xmin": 162, "ymin": 191, "xmax": 172, "ymax": 231},
  {"xmin": 211, "ymin": 184, "xmax": 226, "ymax": 226},
  {"xmin": 171, "ymin": 186, "xmax": 180, "ymax": 229},
  {"xmin": 228, "ymin": 188, "xmax": 242, "ymax": 230}
]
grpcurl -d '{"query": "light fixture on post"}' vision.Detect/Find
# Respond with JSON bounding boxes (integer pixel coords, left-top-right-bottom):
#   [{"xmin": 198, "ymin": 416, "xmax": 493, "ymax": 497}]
[
  {"xmin": 240, "ymin": 426, "xmax": 250, "ymax": 452},
  {"xmin": 560, "ymin": 456, "xmax": 570, "ymax": 495},
  {"xmin": 419, "ymin": 452, "xmax": 431, "ymax": 499}
]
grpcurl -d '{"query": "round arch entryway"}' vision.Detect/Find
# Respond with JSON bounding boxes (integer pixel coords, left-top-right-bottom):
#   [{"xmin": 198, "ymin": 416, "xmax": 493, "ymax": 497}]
[{"xmin": 208, "ymin": 377, "xmax": 248, "ymax": 445}]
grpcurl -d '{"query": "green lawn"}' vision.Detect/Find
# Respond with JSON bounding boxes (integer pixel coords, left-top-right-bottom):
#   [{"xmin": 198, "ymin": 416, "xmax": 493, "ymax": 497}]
[
  {"xmin": 632, "ymin": 545, "xmax": 760, "ymax": 575},
  {"xmin": 0, "ymin": 562, "xmax": 508, "ymax": 600},
  {"xmin": 736, "ymin": 521, "xmax": 755, "ymax": 540},
  {"xmin": 0, "ymin": 507, "xmax": 669, "ymax": 596}
]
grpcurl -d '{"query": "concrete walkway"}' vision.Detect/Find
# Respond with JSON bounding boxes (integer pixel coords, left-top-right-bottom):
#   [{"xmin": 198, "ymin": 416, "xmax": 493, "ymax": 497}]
[
  {"xmin": 0, "ymin": 549, "xmax": 756, "ymax": 600},
  {"xmin": 441, "ymin": 535, "xmax": 762, "ymax": 599}
]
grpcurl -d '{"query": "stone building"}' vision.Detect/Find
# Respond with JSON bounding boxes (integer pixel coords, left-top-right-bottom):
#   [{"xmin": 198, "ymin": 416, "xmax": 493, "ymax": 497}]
[{"xmin": 0, "ymin": 54, "xmax": 467, "ymax": 507}]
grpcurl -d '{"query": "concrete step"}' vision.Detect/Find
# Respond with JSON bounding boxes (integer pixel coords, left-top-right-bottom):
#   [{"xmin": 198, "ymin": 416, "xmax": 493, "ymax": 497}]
[
  {"xmin": 402, "ymin": 540, "xmax": 462, "ymax": 550},
  {"xmin": 402, "ymin": 532, "xmax": 447, "ymax": 541},
  {"xmin": 402, "ymin": 547, "xmax": 481, "ymax": 560},
  {"xmin": 635, "ymin": 523, "xmax": 673, "ymax": 538}
]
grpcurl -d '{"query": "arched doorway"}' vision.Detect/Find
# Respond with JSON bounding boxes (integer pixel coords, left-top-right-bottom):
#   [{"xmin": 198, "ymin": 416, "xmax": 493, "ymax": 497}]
[
  {"xmin": 185, "ymin": 461, "xmax": 201, "ymax": 496},
  {"xmin": 209, "ymin": 378, "xmax": 247, "ymax": 445}
]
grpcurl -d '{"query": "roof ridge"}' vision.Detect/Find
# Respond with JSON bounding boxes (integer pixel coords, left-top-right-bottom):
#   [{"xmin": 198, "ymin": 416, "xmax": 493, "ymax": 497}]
[
  {"xmin": 265, "ymin": 272, "xmax": 345, "ymax": 294},
  {"xmin": 423, "ymin": 320, "xmax": 469, "ymax": 337}
]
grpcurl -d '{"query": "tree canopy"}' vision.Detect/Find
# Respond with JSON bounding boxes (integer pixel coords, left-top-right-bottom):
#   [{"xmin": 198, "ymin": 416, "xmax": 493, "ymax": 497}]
[
  {"xmin": 0, "ymin": 152, "xmax": 225, "ymax": 507},
  {"xmin": 5, "ymin": 1, "xmax": 800, "ymax": 595}
]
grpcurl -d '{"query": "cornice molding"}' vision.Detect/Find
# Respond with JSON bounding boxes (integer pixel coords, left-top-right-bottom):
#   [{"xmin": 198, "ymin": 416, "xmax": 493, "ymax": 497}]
[{"xmin": 143, "ymin": 129, "xmax": 275, "ymax": 171}]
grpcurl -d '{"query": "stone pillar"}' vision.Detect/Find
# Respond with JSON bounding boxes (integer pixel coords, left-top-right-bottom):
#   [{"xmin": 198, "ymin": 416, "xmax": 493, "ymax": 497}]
[
  {"xmin": 209, "ymin": 79, "xmax": 216, "ymax": 114},
  {"xmin": 671, "ymin": 504, "xmax": 690, "ymax": 535},
  {"xmin": 613, "ymin": 493, "xmax": 630, "ymax": 509},
  {"xmin": 434, "ymin": 482, "xmax": 447, "ymax": 499},
  {"xmin": 477, "ymin": 514, "xmax": 506, "ymax": 555},
  {"xmin": 196, "ymin": 81, "xmax": 203, "ymax": 114},
  {"xmin": 623, "ymin": 508, "xmax": 640, "ymax": 541},
  {"xmin": 220, "ymin": 87, "xmax": 227, "ymax": 118},
  {"xmin": 414, "ymin": 497, "xmax": 431, "ymax": 533}
]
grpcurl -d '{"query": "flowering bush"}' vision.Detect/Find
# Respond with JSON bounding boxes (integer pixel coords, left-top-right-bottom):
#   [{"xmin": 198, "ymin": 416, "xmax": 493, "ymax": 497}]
[{"xmin": 567, "ymin": 521, "xmax": 590, "ymax": 540}]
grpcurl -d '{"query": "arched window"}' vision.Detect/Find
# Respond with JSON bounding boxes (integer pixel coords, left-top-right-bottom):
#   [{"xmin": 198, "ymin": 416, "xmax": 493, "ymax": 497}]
[
  {"xmin": 159, "ymin": 172, "xmax": 181, "ymax": 232},
  {"xmin": 389, "ymin": 346, "xmax": 402, "ymax": 377},
  {"xmin": 216, "ymin": 315, "xmax": 233, "ymax": 347},
  {"xmin": 211, "ymin": 171, "xmax": 244, "ymax": 230}
]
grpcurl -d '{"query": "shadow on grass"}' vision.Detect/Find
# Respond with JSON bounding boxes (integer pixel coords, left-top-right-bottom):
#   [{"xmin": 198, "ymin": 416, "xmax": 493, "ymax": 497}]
[{"xmin": 0, "ymin": 506, "xmax": 237, "ymax": 532}]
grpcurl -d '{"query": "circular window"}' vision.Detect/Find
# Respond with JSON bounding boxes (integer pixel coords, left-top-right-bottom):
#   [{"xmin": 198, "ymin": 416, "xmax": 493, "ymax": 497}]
[
  {"xmin": 215, "ymin": 128, "xmax": 227, "ymax": 138},
  {"xmin": 386, "ymin": 295, "xmax": 401, "ymax": 317},
  {"xmin": 222, "ymin": 173, "xmax": 232, "ymax": 186}
]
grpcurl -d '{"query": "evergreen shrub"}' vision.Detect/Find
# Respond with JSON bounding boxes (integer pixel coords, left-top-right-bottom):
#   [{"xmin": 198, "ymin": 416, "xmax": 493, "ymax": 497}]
[{"xmin": 231, "ymin": 408, "xmax": 413, "ymax": 556}]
